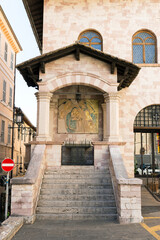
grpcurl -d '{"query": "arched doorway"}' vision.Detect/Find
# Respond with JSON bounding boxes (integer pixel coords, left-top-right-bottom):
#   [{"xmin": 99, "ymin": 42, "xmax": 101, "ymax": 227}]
[
  {"xmin": 51, "ymin": 85, "xmax": 105, "ymax": 166},
  {"xmin": 134, "ymin": 105, "xmax": 160, "ymax": 178}
]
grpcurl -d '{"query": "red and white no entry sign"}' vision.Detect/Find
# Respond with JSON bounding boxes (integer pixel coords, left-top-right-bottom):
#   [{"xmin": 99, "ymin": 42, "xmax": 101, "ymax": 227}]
[{"xmin": 1, "ymin": 158, "xmax": 15, "ymax": 172}]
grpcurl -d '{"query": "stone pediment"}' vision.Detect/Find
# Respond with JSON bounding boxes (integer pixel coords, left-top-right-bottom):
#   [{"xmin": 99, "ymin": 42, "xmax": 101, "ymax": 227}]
[{"xmin": 16, "ymin": 42, "xmax": 140, "ymax": 91}]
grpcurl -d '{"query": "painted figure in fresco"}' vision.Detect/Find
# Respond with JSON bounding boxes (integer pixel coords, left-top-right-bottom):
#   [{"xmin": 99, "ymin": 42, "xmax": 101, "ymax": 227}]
[{"xmin": 58, "ymin": 99, "xmax": 98, "ymax": 133}]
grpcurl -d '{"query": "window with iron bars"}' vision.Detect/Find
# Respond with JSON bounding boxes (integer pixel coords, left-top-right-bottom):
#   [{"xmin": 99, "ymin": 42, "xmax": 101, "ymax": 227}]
[{"xmin": 134, "ymin": 105, "xmax": 160, "ymax": 127}]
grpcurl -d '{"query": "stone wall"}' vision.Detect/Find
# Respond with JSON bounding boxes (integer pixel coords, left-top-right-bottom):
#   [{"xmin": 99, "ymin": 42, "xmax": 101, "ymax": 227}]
[
  {"xmin": 119, "ymin": 67, "xmax": 160, "ymax": 177},
  {"xmin": 43, "ymin": 0, "xmax": 160, "ymax": 62},
  {"xmin": 38, "ymin": 0, "xmax": 160, "ymax": 178},
  {"xmin": 93, "ymin": 143, "xmax": 109, "ymax": 169},
  {"xmin": 109, "ymin": 145, "xmax": 142, "ymax": 224},
  {"xmin": 11, "ymin": 145, "xmax": 46, "ymax": 223}
]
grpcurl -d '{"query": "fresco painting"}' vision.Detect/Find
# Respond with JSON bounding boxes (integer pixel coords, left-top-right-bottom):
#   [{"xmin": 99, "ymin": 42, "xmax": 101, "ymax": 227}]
[{"xmin": 58, "ymin": 99, "xmax": 99, "ymax": 133}]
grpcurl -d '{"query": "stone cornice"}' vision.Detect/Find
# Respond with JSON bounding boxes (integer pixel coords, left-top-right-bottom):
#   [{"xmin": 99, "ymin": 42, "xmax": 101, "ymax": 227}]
[{"xmin": 25, "ymin": 141, "xmax": 64, "ymax": 145}]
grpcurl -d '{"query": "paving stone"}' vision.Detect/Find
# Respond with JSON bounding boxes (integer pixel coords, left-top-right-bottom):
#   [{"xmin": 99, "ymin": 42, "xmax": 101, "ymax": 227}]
[{"xmin": 12, "ymin": 220, "xmax": 156, "ymax": 240}]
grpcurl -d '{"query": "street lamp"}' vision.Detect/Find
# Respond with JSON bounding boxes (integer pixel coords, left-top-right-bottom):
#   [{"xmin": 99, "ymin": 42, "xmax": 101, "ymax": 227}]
[
  {"xmin": 10, "ymin": 107, "xmax": 35, "ymax": 177},
  {"xmin": 15, "ymin": 108, "xmax": 23, "ymax": 125}
]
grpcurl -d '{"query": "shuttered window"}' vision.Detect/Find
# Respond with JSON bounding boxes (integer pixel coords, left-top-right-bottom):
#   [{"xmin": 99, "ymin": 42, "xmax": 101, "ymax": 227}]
[
  {"xmin": 1, "ymin": 120, "xmax": 5, "ymax": 143},
  {"xmin": 3, "ymin": 80, "xmax": 6, "ymax": 102},
  {"xmin": 4, "ymin": 42, "xmax": 8, "ymax": 62},
  {"xmin": 9, "ymin": 87, "xmax": 12, "ymax": 107},
  {"xmin": 8, "ymin": 124, "xmax": 11, "ymax": 144},
  {"xmin": 10, "ymin": 52, "xmax": 14, "ymax": 70}
]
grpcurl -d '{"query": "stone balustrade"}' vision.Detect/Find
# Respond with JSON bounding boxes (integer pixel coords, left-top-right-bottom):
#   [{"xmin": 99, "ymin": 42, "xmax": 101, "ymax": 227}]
[
  {"xmin": 11, "ymin": 145, "xmax": 46, "ymax": 223},
  {"xmin": 109, "ymin": 145, "xmax": 143, "ymax": 224}
]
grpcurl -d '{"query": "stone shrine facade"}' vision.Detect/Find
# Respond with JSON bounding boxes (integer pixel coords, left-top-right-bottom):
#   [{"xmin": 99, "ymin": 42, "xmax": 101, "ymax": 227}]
[{"xmin": 11, "ymin": 0, "xmax": 160, "ymax": 224}]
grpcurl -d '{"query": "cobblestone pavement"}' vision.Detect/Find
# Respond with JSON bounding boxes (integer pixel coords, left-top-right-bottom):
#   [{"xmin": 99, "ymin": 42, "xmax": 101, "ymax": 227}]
[
  {"xmin": 12, "ymin": 219, "xmax": 156, "ymax": 240},
  {"xmin": 12, "ymin": 186, "xmax": 160, "ymax": 240}
]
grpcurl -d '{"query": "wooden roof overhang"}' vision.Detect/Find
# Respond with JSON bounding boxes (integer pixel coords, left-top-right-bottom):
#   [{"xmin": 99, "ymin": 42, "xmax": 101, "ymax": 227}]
[
  {"xmin": 16, "ymin": 42, "xmax": 140, "ymax": 90},
  {"xmin": 22, "ymin": 0, "xmax": 43, "ymax": 52}
]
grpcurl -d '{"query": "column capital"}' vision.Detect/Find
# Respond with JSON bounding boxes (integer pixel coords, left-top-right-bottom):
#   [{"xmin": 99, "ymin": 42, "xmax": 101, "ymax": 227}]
[
  {"xmin": 103, "ymin": 92, "xmax": 119, "ymax": 102},
  {"xmin": 35, "ymin": 92, "xmax": 52, "ymax": 101}
]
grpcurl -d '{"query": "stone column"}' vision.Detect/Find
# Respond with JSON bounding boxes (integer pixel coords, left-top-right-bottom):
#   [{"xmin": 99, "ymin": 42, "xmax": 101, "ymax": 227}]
[
  {"xmin": 35, "ymin": 92, "xmax": 52, "ymax": 141},
  {"xmin": 50, "ymin": 98, "xmax": 58, "ymax": 141},
  {"xmin": 101, "ymin": 103, "xmax": 107, "ymax": 140},
  {"xmin": 104, "ymin": 92, "xmax": 120, "ymax": 142}
]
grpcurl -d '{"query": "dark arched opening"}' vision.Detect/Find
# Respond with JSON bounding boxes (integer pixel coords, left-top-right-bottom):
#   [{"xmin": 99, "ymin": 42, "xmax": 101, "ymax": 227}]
[{"xmin": 134, "ymin": 105, "xmax": 160, "ymax": 189}]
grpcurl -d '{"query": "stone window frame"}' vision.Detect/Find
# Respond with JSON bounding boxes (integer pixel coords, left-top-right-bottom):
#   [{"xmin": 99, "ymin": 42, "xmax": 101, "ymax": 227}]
[
  {"xmin": 132, "ymin": 29, "xmax": 157, "ymax": 64},
  {"xmin": 78, "ymin": 29, "xmax": 103, "ymax": 51}
]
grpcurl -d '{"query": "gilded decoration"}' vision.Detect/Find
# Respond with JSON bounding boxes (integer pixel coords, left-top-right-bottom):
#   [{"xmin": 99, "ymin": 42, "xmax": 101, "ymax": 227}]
[{"xmin": 58, "ymin": 99, "xmax": 99, "ymax": 133}]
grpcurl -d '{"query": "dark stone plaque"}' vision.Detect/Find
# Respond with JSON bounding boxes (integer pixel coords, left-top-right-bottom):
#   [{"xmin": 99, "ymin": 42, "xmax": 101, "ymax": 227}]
[{"xmin": 61, "ymin": 146, "xmax": 94, "ymax": 165}]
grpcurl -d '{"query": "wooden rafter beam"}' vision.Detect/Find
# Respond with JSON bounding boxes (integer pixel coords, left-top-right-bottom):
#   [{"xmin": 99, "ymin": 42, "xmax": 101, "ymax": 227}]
[
  {"xmin": 27, "ymin": 66, "xmax": 33, "ymax": 75},
  {"xmin": 40, "ymin": 62, "xmax": 45, "ymax": 73},
  {"xmin": 111, "ymin": 62, "xmax": 116, "ymax": 74},
  {"xmin": 75, "ymin": 47, "xmax": 80, "ymax": 61},
  {"xmin": 123, "ymin": 67, "xmax": 129, "ymax": 76}
]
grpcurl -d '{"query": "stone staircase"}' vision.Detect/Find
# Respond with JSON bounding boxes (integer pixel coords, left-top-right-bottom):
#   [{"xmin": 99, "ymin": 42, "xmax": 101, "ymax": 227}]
[{"xmin": 36, "ymin": 166, "xmax": 117, "ymax": 221}]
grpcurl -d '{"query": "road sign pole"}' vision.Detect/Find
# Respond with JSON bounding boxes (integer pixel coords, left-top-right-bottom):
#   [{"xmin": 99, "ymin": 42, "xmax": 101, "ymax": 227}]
[
  {"xmin": 1, "ymin": 158, "xmax": 15, "ymax": 220},
  {"xmin": 5, "ymin": 172, "xmax": 9, "ymax": 220}
]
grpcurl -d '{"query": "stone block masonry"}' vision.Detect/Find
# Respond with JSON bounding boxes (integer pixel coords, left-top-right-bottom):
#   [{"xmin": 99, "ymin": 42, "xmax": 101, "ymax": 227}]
[
  {"xmin": 109, "ymin": 145, "xmax": 142, "ymax": 224},
  {"xmin": 11, "ymin": 145, "xmax": 46, "ymax": 223}
]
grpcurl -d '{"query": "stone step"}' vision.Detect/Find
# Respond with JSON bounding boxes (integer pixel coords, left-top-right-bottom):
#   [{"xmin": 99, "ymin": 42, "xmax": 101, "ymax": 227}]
[
  {"xmin": 47, "ymin": 166, "xmax": 95, "ymax": 170},
  {"xmin": 40, "ymin": 188, "xmax": 113, "ymax": 195},
  {"xmin": 37, "ymin": 200, "xmax": 116, "ymax": 208},
  {"xmin": 39, "ymin": 194, "xmax": 115, "ymax": 201},
  {"xmin": 36, "ymin": 213, "xmax": 117, "ymax": 221},
  {"xmin": 43, "ymin": 173, "xmax": 110, "ymax": 179},
  {"xmin": 41, "ymin": 183, "xmax": 112, "ymax": 189},
  {"xmin": 37, "ymin": 206, "xmax": 117, "ymax": 214},
  {"xmin": 42, "ymin": 178, "xmax": 111, "ymax": 184},
  {"xmin": 45, "ymin": 169, "xmax": 109, "ymax": 175},
  {"xmin": 37, "ymin": 166, "xmax": 116, "ymax": 223}
]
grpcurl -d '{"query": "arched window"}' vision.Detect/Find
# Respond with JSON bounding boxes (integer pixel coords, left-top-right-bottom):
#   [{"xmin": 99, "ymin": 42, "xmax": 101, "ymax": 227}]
[
  {"xmin": 78, "ymin": 30, "xmax": 102, "ymax": 51},
  {"xmin": 134, "ymin": 105, "xmax": 160, "ymax": 128},
  {"xmin": 132, "ymin": 30, "xmax": 157, "ymax": 64}
]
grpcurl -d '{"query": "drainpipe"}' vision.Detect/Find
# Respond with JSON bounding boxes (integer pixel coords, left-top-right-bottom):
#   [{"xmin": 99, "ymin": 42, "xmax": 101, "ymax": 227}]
[{"xmin": 11, "ymin": 53, "xmax": 17, "ymax": 178}]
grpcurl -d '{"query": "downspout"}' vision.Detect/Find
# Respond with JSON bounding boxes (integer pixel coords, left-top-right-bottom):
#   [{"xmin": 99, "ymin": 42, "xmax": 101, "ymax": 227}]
[{"xmin": 11, "ymin": 53, "xmax": 17, "ymax": 178}]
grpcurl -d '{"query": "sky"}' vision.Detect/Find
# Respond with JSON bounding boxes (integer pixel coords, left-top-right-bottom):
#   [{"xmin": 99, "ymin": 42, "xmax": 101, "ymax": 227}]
[{"xmin": 1, "ymin": 0, "xmax": 40, "ymax": 126}]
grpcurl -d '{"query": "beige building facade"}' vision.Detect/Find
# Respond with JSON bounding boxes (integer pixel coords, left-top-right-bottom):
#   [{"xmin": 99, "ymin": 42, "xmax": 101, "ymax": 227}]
[
  {"xmin": 11, "ymin": 0, "xmax": 160, "ymax": 224},
  {"xmin": 0, "ymin": 6, "xmax": 21, "ymax": 173},
  {"xmin": 12, "ymin": 107, "xmax": 36, "ymax": 177}
]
